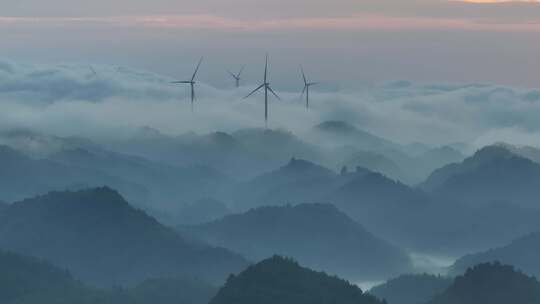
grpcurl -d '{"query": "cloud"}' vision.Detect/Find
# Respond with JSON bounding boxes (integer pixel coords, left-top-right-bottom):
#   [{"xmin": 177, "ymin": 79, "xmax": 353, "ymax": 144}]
[{"xmin": 1, "ymin": 59, "xmax": 540, "ymax": 149}]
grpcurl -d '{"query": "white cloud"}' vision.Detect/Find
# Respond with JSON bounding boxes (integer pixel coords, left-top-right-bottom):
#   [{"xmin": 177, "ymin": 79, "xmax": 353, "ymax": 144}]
[{"xmin": 1, "ymin": 59, "xmax": 540, "ymax": 149}]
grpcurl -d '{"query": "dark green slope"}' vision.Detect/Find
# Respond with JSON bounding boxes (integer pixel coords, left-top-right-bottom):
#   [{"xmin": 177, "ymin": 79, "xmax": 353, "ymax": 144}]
[
  {"xmin": 185, "ymin": 203, "xmax": 412, "ymax": 281},
  {"xmin": 0, "ymin": 249, "xmax": 217, "ymax": 304},
  {"xmin": 0, "ymin": 188, "xmax": 247, "ymax": 287},
  {"xmin": 430, "ymin": 262, "xmax": 540, "ymax": 304},
  {"xmin": 209, "ymin": 256, "xmax": 385, "ymax": 304}
]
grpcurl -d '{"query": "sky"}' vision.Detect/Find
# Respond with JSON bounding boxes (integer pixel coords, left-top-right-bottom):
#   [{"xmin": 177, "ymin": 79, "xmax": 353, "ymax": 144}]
[
  {"xmin": 1, "ymin": 0, "xmax": 540, "ymax": 88},
  {"xmin": 1, "ymin": 0, "xmax": 540, "ymax": 150}
]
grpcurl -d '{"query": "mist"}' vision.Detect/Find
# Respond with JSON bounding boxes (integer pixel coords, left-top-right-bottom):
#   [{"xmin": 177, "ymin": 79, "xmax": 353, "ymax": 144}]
[{"xmin": 1, "ymin": 59, "xmax": 540, "ymax": 151}]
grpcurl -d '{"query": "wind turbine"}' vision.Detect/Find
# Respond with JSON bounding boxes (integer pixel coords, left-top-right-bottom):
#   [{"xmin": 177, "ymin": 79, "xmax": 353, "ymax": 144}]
[
  {"xmin": 300, "ymin": 66, "xmax": 318, "ymax": 110},
  {"xmin": 172, "ymin": 57, "xmax": 204, "ymax": 112},
  {"xmin": 227, "ymin": 66, "xmax": 244, "ymax": 88},
  {"xmin": 245, "ymin": 54, "xmax": 280, "ymax": 128}
]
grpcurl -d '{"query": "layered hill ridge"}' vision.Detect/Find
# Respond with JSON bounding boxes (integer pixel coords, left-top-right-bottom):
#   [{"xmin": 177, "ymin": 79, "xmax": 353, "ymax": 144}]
[
  {"xmin": 183, "ymin": 203, "xmax": 412, "ymax": 281},
  {"xmin": 429, "ymin": 262, "xmax": 540, "ymax": 304},
  {"xmin": 451, "ymin": 232, "xmax": 540, "ymax": 278},
  {"xmin": 0, "ymin": 187, "xmax": 247, "ymax": 287},
  {"xmin": 0, "ymin": 249, "xmax": 218, "ymax": 304},
  {"xmin": 0, "ymin": 144, "xmax": 147, "ymax": 204},
  {"xmin": 422, "ymin": 145, "xmax": 540, "ymax": 208},
  {"xmin": 209, "ymin": 256, "xmax": 384, "ymax": 304}
]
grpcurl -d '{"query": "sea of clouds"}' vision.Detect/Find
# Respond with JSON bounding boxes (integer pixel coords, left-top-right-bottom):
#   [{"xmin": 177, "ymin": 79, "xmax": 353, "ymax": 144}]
[{"xmin": 0, "ymin": 59, "xmax": 539, "ymax": 150}]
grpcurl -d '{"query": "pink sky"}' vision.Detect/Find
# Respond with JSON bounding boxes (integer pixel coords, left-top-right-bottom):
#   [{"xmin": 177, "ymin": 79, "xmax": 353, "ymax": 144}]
[
  {"xmin": 1, "ymin": 12, "xmax": 540, "ymax": 32},
  {"xmin": 2, "ymin": 0, "xmax": 540, "ymax": 87}
]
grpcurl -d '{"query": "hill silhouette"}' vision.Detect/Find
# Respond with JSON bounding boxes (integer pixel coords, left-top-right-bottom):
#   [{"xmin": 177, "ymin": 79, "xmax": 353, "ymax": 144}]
[
  {"xmin": 422, "ymin": 145, "xmax": 540, "ymax": 208},
  {"xmin": 313, "ymin": 121, "xmax": 398, "ymax": 152},
  {"xmin": 0, "ymin": 249, "xmax": 217, "ymax": 304},
  {"xmin": 429, "ymin": 262, "xmax": 540, "ymax": 304},
  {"xmin": 451, "ymin": 232, "xmax": 540, "ymax": 278},
  {"xmin": 50, "ymin": 147, "xmax": 233, "ymax": 223},
  {"xmin": 119, "ymin": 127, "xmax": 324, "ymax": 179},
  {"xmin": 230, "ymin": 158, "xmax": 341, "ymax": 209},
  {"xmin": 0, "ymin": 145, "xmax": 147, "ymax": 204},
  {"xmin": 228, "ymin": 158, "xmax": 540, "ymax": 256},
  {"xmin": 310, "ymin": 121, "xmax": 464, "ymax": 184},
  {"xmin": 209, "ymin": 256, "xmax": 384, "ymax": 304},
  {"xmin": 183, "ymin": 203, "xmax": 412, "ymax": 281},
  {"xmin": 0, "ymin": 187, "xmax": 247, "ymax": 287}
]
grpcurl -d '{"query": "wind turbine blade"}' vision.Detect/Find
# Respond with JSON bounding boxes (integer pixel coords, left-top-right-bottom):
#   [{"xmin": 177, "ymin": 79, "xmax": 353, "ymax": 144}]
[
  {"xmin": 244, "ymin": 84, "xmax": 265, "ymax": 99},
  {"xmin": 301, "ymin": 85, "xmax": 307, "ymax": 100},
  {"xmin": 171, "ymin": 81, "xmax": 192, "ymax": 84},
  {"xmin": 237, "ymin": 66, "xmax": 245, "ymax": 78},
  {"xmin": 191, "ymin": 57, "xmax": 204, "ymax": 82},
  {"xmin": 227, "ymin": 70, "xmax": 238, "ymax": 80},
  {"xmin": 309, "ymin": 82, "xmax": 319, "ymax": 86},
  {"xmin": 268, "ymin": 86, "xmax": 281, "ymax": 100},
  {"xmin": 301, "ymin": 66, "xmax": 307, "ymax": 85}
]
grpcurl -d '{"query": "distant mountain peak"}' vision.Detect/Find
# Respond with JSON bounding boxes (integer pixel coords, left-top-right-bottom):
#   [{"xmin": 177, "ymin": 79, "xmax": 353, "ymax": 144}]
[
  {"xmin": 204, "ymin": 132, "xmax": 238, "ymax": 147},
  {"xmin": 1, "ymin": 187, "xmax": 247, "ymax": 286},
  {"xmin": 14, "ymin": 187, "xmax": 129, "ymax": 211},
  {"xmin": 278, "ymin": 158, "xmax": 335, "ymax": 177},
  {"xmin": 430, "ymin": 262, "xmax": 540, "ymax": 304},
  {"xmin": 209, "ymin": 255, "xmax": 384, "ymax": 304},
  {"xmin": 471, "ymin": 145, "xmax": 516, "ymax": 162}
]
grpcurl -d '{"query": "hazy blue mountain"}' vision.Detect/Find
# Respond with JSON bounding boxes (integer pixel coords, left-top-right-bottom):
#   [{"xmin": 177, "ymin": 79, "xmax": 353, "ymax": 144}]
[
  {"xmin": 0, "ymin": 128, "xmax": 100, "ymax": 158},
  {"xmin": 429, "ymin": 262, "xmax": 540, "ymax": 304},
  {"xmin": 114, "ymin": 127, "xmax": 324, "ymax": 179},
  {"xmin": 341, "ymin": 151, "xmax": 405, "ymax": 182},
  {"xmin": 310, "ymin": 121, "xmax": 464, "ymax": 184},
  {"xmin": 422, "ymin": 145, "xmax": 515, "ymax": 191},
  {"xmin": 0, "ymin": 145, "xmax": 147, "ymax": 204},
  {"xmin": 497, "ymin": 142, "xmax": 540, "ymax": 164},
  {"xmin": 370, "ymin": 274, "xmax": 452, "ymax": 304},
  {"xmin": 50, "ymin": 147, "xmax": 234, "ymax": 220},
  {"xmin": 0, "ymin": 249, "xmax": 87, "ymax": 304},
  {"xmin": 184, "ymin": 203, "xmax": 412, "ymax": 281},
  {"xmin": 0, "ymin": 188, "xmax": 247, "ymax": 287},
  {"xmin": 0, "ymin": 249, "xmax": 218, "ymax": 304},
  {"xmin": 312, "ymin": 121, "xmax": 398, "ymax": 152},
  {"xmin": 328, "ymin": 172, "xmax": 540, "ymax": 255},
  {"xmin": 209, "ymin": 256, "xmax": 384, "ymax": 304},
  {"xmin": 451, "ymin": 232, "xmax": 540, "ymax": 278},
  {"xmin": 177, "ymin": 198, "xmax": 231, "ymax": 225},
  {"xmin": 422, "ymin": 145, "xmax": 540, "ymax": 209},
  {"xmin": 230, "ymin": 158, "xmax": 343, "ymax": 210},
  {"xmin": 225, "ymin": 157, "xmax": 540, "ymax": 256}
]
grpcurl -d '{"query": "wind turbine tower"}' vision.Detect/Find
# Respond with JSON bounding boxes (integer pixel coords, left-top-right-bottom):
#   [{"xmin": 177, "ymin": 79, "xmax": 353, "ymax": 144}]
[
  {"xmin": 172, "ymin": 57, "xmax": 204, "ymax": 112},
  {"xmin": 245, "ymin": 54, "xmax": 280, "ymax": 128},
  {"xmin": 227, "ymin": 66, "xmax": 244, "ymax": 88},
  {"xmin": 300, "ymin": 66, "xmax": 318, "ymax": 110}
]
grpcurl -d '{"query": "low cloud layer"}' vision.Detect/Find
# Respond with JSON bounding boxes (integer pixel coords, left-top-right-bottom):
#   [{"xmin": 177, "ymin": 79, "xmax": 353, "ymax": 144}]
[{"xmin": 1, "ymin": 59, "xmax": 540, "ymax": 150}]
